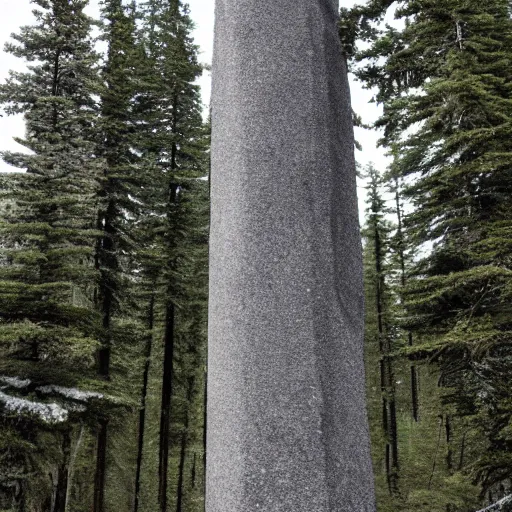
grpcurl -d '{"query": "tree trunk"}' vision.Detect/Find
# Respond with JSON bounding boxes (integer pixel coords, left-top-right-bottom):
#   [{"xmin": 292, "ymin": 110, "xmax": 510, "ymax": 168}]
[
  {"xmin": 158, "ymin": 302, "xmax": 175, "ymax": 512},
  {"xmin": 52, "ymin": 430, "xmax": 71, "ymax": 512},
  {"xmin": 191, "ymin": 453, "xmax": 197, "ymax": 490},
  {"xmin": 202, "ymin": 371, "xmax": 207, "ymax": 497},
  {"xmin": 158, "ymin": 92, "xmax": 179, "ymax": 510},
  {"xmin": 93, "ymin": 181, "xmax": 118, "ymax": 512},
  {"xmin": 96, "ymin": 196, "xmax": 117, "ymax": 378},
  {"xmin": 373, "ymin": 199, "xmax": 399, "ymax": 496},
  {"xmin": 394, "ymin": 182, "xmax": 419, "ymax": 422},
  {"xmin": 93, "ymin": 419, "xmax": 109, "ymax": 512},
  {"xmin": 134, "ymin": 292, "xmax": 156, "ymax": 512},
  {"xmin": 176, "ymin": 377, "xmax": 194, "ymax": 512},
  {"xmin": 458, "ymin": 431, "xmax": 467, "ymax": 470},
  {"xmin": 176, "ymin": 431, "xmax": 187, "ymax": 512},
  {"xmin": 411, "ymin": 362, "xmax": 419, "ymax": 422},
  {"xmin": 65, "ymin": 424, "xmax": 85, "ymax": 512},
  {"xmin": 207, "ymin": 0, "xmax": 375, "ymax": 510},
  {"xmin": 428, "ymin": 416, "xmax": 444, "ymax": 490},
  {"xmin": 446, "ymin": 414, "xmax": 453, "ymax": 473},
  {"xmin": 389, "ymin": 394, "xmax": 399, "ymax": 493}
]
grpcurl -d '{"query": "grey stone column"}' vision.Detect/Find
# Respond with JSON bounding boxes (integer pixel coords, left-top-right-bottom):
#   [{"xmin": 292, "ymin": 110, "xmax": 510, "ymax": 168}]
[{"xmin": 207, "ymin": 0, "xmax": 376, "ymax": 511}]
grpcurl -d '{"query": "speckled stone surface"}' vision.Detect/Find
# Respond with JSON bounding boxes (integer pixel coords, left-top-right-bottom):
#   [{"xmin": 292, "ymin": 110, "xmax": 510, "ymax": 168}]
[{"xmin": 207, "ymin": 0, "xmax": 376, "ymax": 510}]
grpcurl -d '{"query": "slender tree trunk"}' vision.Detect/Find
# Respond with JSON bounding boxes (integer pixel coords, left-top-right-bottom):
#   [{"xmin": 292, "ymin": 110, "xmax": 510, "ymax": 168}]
[
  {"xmin": 373, "ymin": 215, "xmax": 399, "ymax": 496},
  {"xmin": 93, "ymin": 419, "xmax": 109, "ymax": 512},
  {"xmin": 385, "ymin": 444, "xmax": 391, "ymax": 488},
  {"xmin": 93, "ymin": 182, "xmax": 117, "ymax": 512},
  {"xmin": 410, "ymin": 361, "xmax": 419, "ymax": 422},
  {"xmin": 176, "ymin": 432, "xmax": 187, "ymax": 512},
  {"xmin": 92, "ymin": 249, "xmax": 114, "ymax": 512},
  {"xmin": 375, "ymin": 228, "xmax": 389, "ymax": 443},
  {"xmin": 134, "ymin": 292, "xmax": 156, "ymax": 512},
  {"xmin": 202, "ymin": 371, "xmax": 207, "ymax": 497},
  {"xmin": 158, "ymin": 92, "xmax": 179, "ymax": 512},
  {"xmin": 65, "ymin": 424, "xmax": 85, "ymax": 512},
  {"xmin": 382, "ymin": 393, "xmax": 389, "ymax": 436},
  {"xmin": 51, "ymin": 49, "xmax": 60, "ymax": 97},
  {"xmin": 458, "ymin": 431, "xmax": 467, "ymax": 470},
  {"xmin": 51, "ymin": 47, "xmax": 62, "ymax": 131},
  {"xmin": 158, "ymin": 302, "xmax": 176, "ymax": 512},
  {"xmin": 191, "ymin": 453, "xmax": 197, "ymax": 490},
  {"xmin": 96, "ymin": 198, "xmax": 116, "ymax": 378},
  {"xmin": 53, "ymin": 431, "xmax": 71, "ymax": 512},
  {"xmin": 394, "ymin": 181, "xmax": 419, "ymax": 422},
  {"xmin": 428, "ymin": 416, "xmax": 444, "ymax": 490},
  {"xmin": 389, "ymin": 394, "xmax": 399, "ymax": 485},
  {"xmin": 385, "ymin": 336, "xmax": 399, "ymax": 494},
  {"xmin": 177, "ymin": 377, "xmax": 194, "ymax": 512},
  {"xmin": 446, "ymin": 414, "xmax": 453, "ymax": 473}
]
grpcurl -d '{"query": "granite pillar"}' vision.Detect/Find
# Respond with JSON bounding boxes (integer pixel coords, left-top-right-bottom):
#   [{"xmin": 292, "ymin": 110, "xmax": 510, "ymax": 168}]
[{"xmin": 207, "ymin": 0, "xmax": 376, "ymax": 510}]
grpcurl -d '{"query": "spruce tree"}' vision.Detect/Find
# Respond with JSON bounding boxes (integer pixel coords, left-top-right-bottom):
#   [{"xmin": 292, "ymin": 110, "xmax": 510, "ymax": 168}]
[
  {"xmin": 388, "ymin": 175, "xmax": 419, "ymax": 422},
  {"xmin": 362, "ymin": 164, "xmax": 400, "ymax": 498},
  {"xmin": 92, "ymin": 2, "xmax": 143, "ymax": 509},
  {"xmin": 354, "ymin": 0, "xmax": 512, "ymax": 504},
  {"xmin": 0, "ymin": 0, "xmax": 105, "ymax": 509},
  {"xmin": 0, "ymin": 1, "xmax": 211, "ymax": 510},
  {"xmin": 134, "ymin": 1, "xmax": 208, "ymax": 510}
]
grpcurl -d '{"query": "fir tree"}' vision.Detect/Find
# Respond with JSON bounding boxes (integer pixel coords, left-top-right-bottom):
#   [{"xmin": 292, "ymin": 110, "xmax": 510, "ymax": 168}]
[
  {"xmin": 354, "ymin": 0, "xmax": 512, "ymax": 505},
  {"xmin": 133, "ymin": 1, "xmax": 208, "ymax": 510},
  {"xmin": 92, "ymin": 1, "xmax": 143, "ymax": 510},
  {"xmin": 362, "ymin": 164, "xmax": 400, "ymax": 498},
  {"xmin": 0, "ymin": 0, "xmax": 105, "ymax": 509},
  {"xmin": 0, "ymin": 1, "xmax": 211, "ymax": 510},
  {"xmin": 388, "ymin": 175, "xmax": 419, "ymax": 422}
]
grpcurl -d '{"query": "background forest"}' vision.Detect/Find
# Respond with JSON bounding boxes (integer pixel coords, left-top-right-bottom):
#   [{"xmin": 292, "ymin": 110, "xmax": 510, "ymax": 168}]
[{"xmin": 0, "ymin": 1, "xmax": 510, "ymax": 512}]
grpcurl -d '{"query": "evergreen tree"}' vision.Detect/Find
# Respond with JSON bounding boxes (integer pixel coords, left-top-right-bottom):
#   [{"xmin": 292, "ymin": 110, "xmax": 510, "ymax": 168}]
[
  {"xmin": 0, "ymin": 0, "xmax": 105, "ymax": 509},
  {"xmin": 388, "ymin": 175, "xmax": 419, "ymax": 422},
  {"xmin": 132, "ymin": 1, "xmax": 208, "ymax": 510},
  {"xmin": 354, "ymin": 0, "xmax": 512, "ymax": 506},
  {"xmin": 361, "ymin": 165, "xmax": 482, "ymax": 512},
  {"xmin": 92, "ymin": 2, "xmax": 143, "ymax": 510},
  {"xmin": 362, "ymin": 164, "xmax": 400, "ymax": 499},
  {"xmin": 0, "ymin": 0, "xmax": 211, "ymax": 510}
]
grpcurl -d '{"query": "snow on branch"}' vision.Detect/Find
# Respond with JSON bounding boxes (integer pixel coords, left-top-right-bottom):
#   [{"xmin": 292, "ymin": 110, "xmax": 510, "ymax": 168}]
[
  {"xmin": 0, "ymin": 376, "xmax": 108, "ymax": 423},
  {"xmin": 0, "ymin": 391, "xmax": 68, "ymax": 423},
  {"xmin": 36, "ymin": 385, "xmax": 104, "ymax": 402},
  {"xmin": 476, "ymin": 495, "xmax": 512, "ymax": 512},
  {"xmin": 0, "ymin": 376, "xmax": 31, "ymax": 389},
  {"xmin": 0, "ymin": 376, "xmax": 104, "ymax": 402}
]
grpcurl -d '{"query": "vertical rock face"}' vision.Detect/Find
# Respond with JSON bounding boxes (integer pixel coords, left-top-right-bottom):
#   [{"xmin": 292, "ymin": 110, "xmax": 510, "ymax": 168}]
[{"xmin": 207, "ymin": 0, "xmax": 376, "ymax": 511}]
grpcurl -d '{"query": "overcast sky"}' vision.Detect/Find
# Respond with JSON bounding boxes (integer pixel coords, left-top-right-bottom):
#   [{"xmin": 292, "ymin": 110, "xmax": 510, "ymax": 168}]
[{"xmin": 0, "ymin": 0, "xmax": 390, "ymax": 208}]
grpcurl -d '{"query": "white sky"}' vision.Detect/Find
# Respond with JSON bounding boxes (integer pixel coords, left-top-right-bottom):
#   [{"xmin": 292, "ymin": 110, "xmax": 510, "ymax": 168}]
[{"xmin": 0, "ymin": 0, "xmax": 390, "ymax": 213}]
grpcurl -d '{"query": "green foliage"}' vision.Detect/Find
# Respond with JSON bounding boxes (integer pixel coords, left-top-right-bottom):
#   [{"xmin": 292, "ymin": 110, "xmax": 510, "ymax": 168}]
[
  {"xmin": 0, "ymin": 0, "xmax": 209, "ymax": 511},
  {"xmin": 0, "ymin": 2, "xmax": 108, "ymax": 505},
  {"xmin": 355, "ymin": 0, "xmax": 512, "ymax": 509}
]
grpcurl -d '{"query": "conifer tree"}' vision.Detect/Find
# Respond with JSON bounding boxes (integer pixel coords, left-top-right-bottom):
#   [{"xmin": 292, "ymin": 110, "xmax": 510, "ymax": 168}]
[
  {"xmin": 0, "ymin": 0, "xmax": 105, "ymax": 509},
  {"xmin": 354, "ymin": 0, "xmax": 512, "ymax": 504},
  {"xmin": 362, "ymin": 165, "xmax": 400, "ymax": 498},
  {"xmin": 92, "ymin": 2, "xmax": 143, "ymax": 509},
  {"xmin": 388, "ymin": 175, "xmax": 419, "ymax": 422},
  {"xmin": 0, "ymin": 1, "xmax": 211, "ymax": 510},
  {"xmin": 134, "ymin": 1, "xmax": 208, "ymax": 510}
]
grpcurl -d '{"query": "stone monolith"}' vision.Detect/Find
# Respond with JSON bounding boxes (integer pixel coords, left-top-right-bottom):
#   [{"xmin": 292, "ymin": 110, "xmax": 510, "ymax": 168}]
[{"xmin": 207, "ymin": 0, "xmax": 376, "ymax": 510}]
